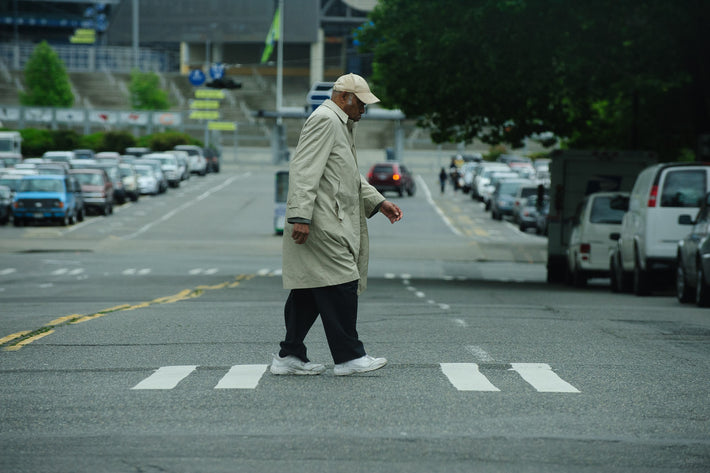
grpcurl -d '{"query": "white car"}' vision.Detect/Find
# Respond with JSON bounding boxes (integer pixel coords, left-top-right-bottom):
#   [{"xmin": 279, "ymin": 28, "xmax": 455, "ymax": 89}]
[
  {"xmin": 174, "ymin": 145, "xmax": 207, "ymax": 176},
  {"xmin": 133, "ymin": 164, "xmax": 159, "ymax": 195},
  {"xmin": 143, "ymin": 153, "xmax": 181, "ymax": 188},
  {"xmin": 472, "ymin": 162, "xmax": 511, "ymax": 200},
  {"xmin": 566, "ymin": 192, "xmax": 628, "ymax": 286}
]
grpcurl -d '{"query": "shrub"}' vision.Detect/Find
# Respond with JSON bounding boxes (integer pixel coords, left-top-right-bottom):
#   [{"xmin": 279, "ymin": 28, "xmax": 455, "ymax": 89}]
[{"xmin": 19, "ymin": 128, "xmax": 54, "ymax": 157}]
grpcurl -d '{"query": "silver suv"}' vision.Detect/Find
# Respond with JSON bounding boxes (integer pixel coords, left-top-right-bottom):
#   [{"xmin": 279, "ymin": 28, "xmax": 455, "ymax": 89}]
[{"xmin": 610, "ymin": 163, "xmax": 710, "ymax": 295}]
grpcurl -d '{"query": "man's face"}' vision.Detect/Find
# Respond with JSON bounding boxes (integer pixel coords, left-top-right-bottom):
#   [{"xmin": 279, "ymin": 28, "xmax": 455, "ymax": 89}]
[{"xmin": 342, "ymin": 93, "xmax": 366, "ymax": 121}]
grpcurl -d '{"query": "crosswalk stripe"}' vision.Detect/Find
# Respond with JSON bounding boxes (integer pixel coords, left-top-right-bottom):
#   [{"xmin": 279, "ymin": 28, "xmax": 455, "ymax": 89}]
[
  {"xmin": 131, "ymin": 365, "xmax": 197, "ymax": 390},
  {"xmin": 214, "ymin": 364, "xmax": 268, "ymax": 389},
  {"xmin": 440, "ymin": 363, "xmax": 500, "ymax": 391},
  {"xmin": 509, "ymin": 363, "xmax": 580, "ymax": 393}
]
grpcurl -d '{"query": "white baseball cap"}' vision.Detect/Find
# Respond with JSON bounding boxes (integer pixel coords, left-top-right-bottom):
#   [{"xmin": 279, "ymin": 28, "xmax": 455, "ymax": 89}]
[{"xmin": 332, "ymin": 73, "xmax": 380, "ymax": 104}]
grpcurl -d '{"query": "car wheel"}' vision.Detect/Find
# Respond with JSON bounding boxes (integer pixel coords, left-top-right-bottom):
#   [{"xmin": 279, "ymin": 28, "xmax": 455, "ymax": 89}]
[
  {"xmin": 633, "ymin": 253, "xmax": 651, "ymax": 296},
  {"xmin": 696, "ymin": 264, "xmax": 710, "ymax": 307},
  {"xmin": 102, "ymin": 204, "xmax": 110, "ymax": 216},
  {"xmin": 77, "ymin": 207, "xmax": 84, "ymax": 222},
  {"xmin": 676, "ymin": 256, "xmax": 694, "ymax": 303}
]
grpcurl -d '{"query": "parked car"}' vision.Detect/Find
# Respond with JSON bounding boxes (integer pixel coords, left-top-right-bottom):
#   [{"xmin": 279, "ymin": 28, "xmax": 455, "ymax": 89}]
[
  {"xmin": 70, "ymin": 161, "xmax": 127, "ymax": 204},
  {"xmin": 12, "ymin": 175, "xmax": 81, "ymax": 226},
  {"xmin": 204, "ymin": 147, "xmax": 221, "ymax": 173},
  {"xmin": 472, "ymin": 162, "xmax": 511, "ymax": 200},
  {"xmin": 610, "ymin": 163, "xmax": 710, "ymax": 295},
  {"xmin": 174, "ymin": 145, "xmax": 207, "ymax": 176},
  {"xmin": 566, "ymin": 192, "xmax": 629, "ymax": 287},
  {"xmin": 676, "ymin": 192, "xmax": 710, "ymax": 306},
  {"xmin": 72, "ymin": 149, "xmax": 95, "ymax": 160},
  {"xmin": 0, "ymin": 174, "xmax": 24, "ymax": 197},
  {"xmin": 35, "ymin": 162, "xmax": 71, "ymax": 175},
  {"xmin": 517, "ymin": 195, "xmax": 541, "ymax": 232},
  {"xmin": 42, "ymin": 150, "xmax": 76, "ymax": 165},
  {"xmin": 69, "ymin": 168, "xmax": 114, "ymax": 216},
  {"xmin": 512, "ymin": 184, "xmax": 544, "ymax": 225},
  {"xmin": 490, "ymin": 178, "xmax": 533, "ymax": 220},
  {"xmin": 166, "ymin": 150, "xmax": 191, "ymax": 180},
  {"xmin": 366, "ymin": 162, "xmax": 416, "ymax": 197},
  {"xmin": 134, "ymin": 158, "xmax": 168, "ymax": 193},
  {"xmin": 124, "ymin": 147, "xmax": 151, "ymax": 157},
  {"xmin": 133, "ymin": 164, "xmax": 160, "ymax": 195},
  {"xmin": 143, "ymin": 153, "xmax": 181, "ymax": 188},
  {"xmin": 118, "ymin": 163, "xmax": 140, "ymax": 202},
  {"xmin": 0, "ymin": 185, "xmax": 12, "ymax": 225},
  {"xmin": 482, "ymin": 171, "xmax": 519, "ymax": 210}
]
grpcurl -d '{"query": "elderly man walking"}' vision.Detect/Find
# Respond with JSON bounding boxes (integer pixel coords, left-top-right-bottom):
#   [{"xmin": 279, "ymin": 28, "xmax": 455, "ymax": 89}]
[{"xmin": 270, "ymin": 73, "xmax": 403, "ymax": 376}]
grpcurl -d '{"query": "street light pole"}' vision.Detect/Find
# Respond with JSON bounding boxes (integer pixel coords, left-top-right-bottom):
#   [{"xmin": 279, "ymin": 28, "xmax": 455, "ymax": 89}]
[{"xmin": 132, "ymin": 0, "xmax": 139, "ymax": 69}]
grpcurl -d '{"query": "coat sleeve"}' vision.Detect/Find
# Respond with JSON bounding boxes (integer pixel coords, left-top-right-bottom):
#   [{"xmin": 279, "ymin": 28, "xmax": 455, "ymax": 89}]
[
  {"xmin": 360, "ymin": 174, "xmax": 385, "ymax": 218},
  {"xmin": 286, "ymin": 113, "xmax": 335, "ymax": 223}
]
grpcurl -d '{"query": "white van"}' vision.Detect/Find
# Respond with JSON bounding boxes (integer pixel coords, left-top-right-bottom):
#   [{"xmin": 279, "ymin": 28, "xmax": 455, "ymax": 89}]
[
  {"xmin": 566, "ymin": 191, "xmax": 628, "ymax": 286},
  {"xmin": 610, "ymin": 163, "xmax": 710, "ymax": 295}
]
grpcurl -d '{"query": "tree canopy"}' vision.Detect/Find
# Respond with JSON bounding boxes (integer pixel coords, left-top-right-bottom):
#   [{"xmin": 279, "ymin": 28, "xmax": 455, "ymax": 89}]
[
  {"xmin": 358, "ymin": 0, "xmax": 709, "ymax": 160},
  {"xmin": 20, "ymin": 41, "xmax": 74, "ymax": 108},
  {"xmin": 129, "ymin": 69, "xmax": 170, "ymax": 110}
]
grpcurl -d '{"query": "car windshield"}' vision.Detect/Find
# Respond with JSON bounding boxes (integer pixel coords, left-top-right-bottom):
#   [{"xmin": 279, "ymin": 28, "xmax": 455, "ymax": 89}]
[
  {"xmin": 20, "ymin": 179, "xmax": 64, "ymax": 192},
  {"xmin": 660, "ymin": 169, "xmax": 706, "ymax": 208},
  {"xmin": 498, "ymin": 181, "xmax": 524, "ymax": 195},
  {"xmin": 590, "ymin": 196, "xmax": 626, "ymax": 224},
  {"xmin": 74, "ymin": 173, "xmax": 104, "ymax": 186},
  {"xmin": 373, "ymin": 165, "xmax": 393, "ymax": 174},
  {"xmin": 135, "ymin": 167, "xmax": 153, "ymax": 176}
]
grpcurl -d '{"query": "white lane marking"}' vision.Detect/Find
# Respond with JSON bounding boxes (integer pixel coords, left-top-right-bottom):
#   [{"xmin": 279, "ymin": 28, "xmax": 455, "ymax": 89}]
[
  {"xmin": 384, "ymin": 273, "xmax": 396, "ymax": 279},
  {"xmin": 415, "ymin": 291, "xmax": 426, "ymax": 298},
  {"xmin": 453, "ymin": 318, "xmax": 467, "ymax": 327},
  {"xmin": 189, "ymin": 268, "xmax": 202, "ymax": 275},
  {"xmin": 417, "ymin": 175, "xmax": 463, "ymax": 237},
  {"xmin": 257, "ymin": 268, "xmax": 270, "ymax": 276},
  {"xmin": 509, "ymin": 363, "xmax": 580, "ymax": 393},
  {"xmin": 138, "ymin": 268, "xmax": 151, "ymax": 275},
  {"xmin": 0, "ymin": 268, "xmax": 16, "ymax": 275},
  {"xmin": 51, "ymin": 268, "xmax": 69, "ymax": 275},
  {"xmin": 440, "ymin": 363, "xmax": 500, "ymax": 391},
  {"xmin": 205, "ymin": 268, "xmax": 218, "ymax": 275},
  {"xmin": 68, "ymin": 268, "xmax": 84, "ymax": 276},
  {"xmin": 131, "ymin": 365, "xmax": 198, "ymax": 390},
  {"xmin": 465, "ymin": 345, "xmax": 494, "ymax": 362},
  {"xmin": 124, "ymin": 174, "xmax": 248, "ymax": 239},
  {"xmin": 438, "ymin": 303, "xmax": 450, "ymax": 310},
  {"xmin": 214, "ymin": 364, "xmax": 268, "ymax": 389}
]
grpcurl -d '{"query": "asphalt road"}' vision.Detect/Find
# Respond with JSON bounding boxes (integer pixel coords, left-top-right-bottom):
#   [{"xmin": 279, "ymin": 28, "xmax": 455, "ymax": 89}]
[{"xmin": 0, "ymin": 156, "xmax": 708, "ymax": 473}]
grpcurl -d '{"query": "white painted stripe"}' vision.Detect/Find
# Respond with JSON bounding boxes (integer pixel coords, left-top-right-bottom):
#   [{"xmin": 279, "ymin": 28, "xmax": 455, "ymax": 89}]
[
  {"xmin": 205, "ymin": 268, "xmax": 218, "ymax": 275},
  {"xmin": 52, "ymin": 268, "xmax": 69, "ymax": 275},
  {"xmin": 417, "ymin": 175, "xmax": 463, "ymax": 237},
  {"xmin": 509, "ymin": 363, "xmax": 580, "ymax": 393},
  {"xmin": 438, "ymin": 303, "xmax": 450, "ymax": 310},
  {"xmin": 122, "ymin": 268, "xmax": 136, "ymax": 275},
  {"xmin": 257, "ymin": 268, "xmax": 270, "ymax": 276},
  {"xmin": 465, "ymin": 345, "xmax": 494, "ymax": 362},
  {"xmin": 131, "ymin": 365, "xmax": 198, "ymax": 390},
  {"xmin": 0, "ymin": 268, "xmax": 17, "ymax": 275},
  {"xmin": 214, "ymin": 364, "xmax": 268, "ymax": 389},
  {"xmin": 138, "ymin": 268, "xmax": 151, "ymax": 275},
  {"xmin": 440, "ymin": 363, "xmax": 500, "ymax": 391},
  {"xmin": 415, "ymin": 291, "xmax": 426, "ymax": 298},
  {"xmin": 384, "ymin": 273, "xmax": 396, "ymax": 279},
  {"xmin": 68, "ymin": 268, "xmax": 84, "ymax": 275},
  {"xmin": 189, "ymin": 268, "xmax": 202, "ymax": 275},
  {"xmin": 453, "ymin": 318, "xmax": 467, "ymax": 327}
]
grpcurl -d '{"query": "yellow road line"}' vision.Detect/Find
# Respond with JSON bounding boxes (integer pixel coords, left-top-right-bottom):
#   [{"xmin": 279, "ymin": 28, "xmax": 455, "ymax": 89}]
[{"xmin": 1, "ymin": 274, "xmax": 256, "ymax": 351}]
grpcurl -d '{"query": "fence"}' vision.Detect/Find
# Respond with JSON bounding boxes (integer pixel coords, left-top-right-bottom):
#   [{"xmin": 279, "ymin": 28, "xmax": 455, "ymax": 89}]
[{"xmin": 0, "ymin": 42, "xmax": 178, "ymax": 73}]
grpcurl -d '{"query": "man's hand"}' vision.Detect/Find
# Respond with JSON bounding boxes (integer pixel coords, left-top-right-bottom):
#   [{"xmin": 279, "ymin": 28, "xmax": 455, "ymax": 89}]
[
  {"xmin": 291, "ymin": 222, "xmax": 310, "ymax": 244},
  {"xmin": 380, "ymin": 200, "xmax": 403, "ymax": 223}
]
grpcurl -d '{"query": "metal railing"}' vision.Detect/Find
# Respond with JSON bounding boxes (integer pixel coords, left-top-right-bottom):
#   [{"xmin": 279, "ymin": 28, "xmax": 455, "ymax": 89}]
[{"xmin": 0, "ymin": 42, "xmax": 178, "ymax": 73}]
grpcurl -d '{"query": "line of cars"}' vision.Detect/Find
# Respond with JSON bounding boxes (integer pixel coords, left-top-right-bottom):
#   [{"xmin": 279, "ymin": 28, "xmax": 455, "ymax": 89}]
[
  {"xmin": 559, "ymin": 161, "xmax": 710, "ymax": 307},
  {"xmin": 0, "ymin": 145, "xmax": 216, "ymax": 227},
  {"xmin": 465, "ymin": 156, "xmax": 551, "ymax": 234}
]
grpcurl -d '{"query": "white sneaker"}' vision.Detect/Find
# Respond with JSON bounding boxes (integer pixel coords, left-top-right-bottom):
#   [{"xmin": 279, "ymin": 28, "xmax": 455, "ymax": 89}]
[
  {"xmin": 333, "ymin": 355, "xmax": 387, "ymax": 376},
  {"xmin": 270, "ymin": 354, "xmax": 326, "ymax": 375}
]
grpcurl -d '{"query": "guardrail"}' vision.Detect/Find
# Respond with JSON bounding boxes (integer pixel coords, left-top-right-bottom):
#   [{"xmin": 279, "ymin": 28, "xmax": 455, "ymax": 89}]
[{"xmin": 0, "ymin": 43, "xmax": 178, "ymax": 73}]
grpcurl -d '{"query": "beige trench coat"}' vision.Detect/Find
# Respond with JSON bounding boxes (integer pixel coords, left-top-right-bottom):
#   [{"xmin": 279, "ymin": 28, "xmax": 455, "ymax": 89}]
[{"xmin": 282, "ymin": 99, "xmax": 385, "ymax": 294}]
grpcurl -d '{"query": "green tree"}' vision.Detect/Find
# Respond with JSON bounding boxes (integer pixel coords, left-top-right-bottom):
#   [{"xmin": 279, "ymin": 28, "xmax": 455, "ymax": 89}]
[
  {"xmin": 359, "ymin": 0, "xmax": 709, "ymax": 160},
  {"xmin": 20, "ymin": 41, "xmax": 74, "ymax": 107},
  {"xmin": 129, "ymin": 69, "xmax": 170, "ymax": 110}
]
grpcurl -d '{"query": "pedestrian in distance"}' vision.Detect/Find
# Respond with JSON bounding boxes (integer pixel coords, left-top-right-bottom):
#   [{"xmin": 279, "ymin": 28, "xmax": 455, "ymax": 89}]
[
  {"xmin": 271, "ymin": 73, "xmax": 404, "ymax": 377},
  {"xmin": 439, "ymin": 167, "xmax": 447, "ymax": 194}
]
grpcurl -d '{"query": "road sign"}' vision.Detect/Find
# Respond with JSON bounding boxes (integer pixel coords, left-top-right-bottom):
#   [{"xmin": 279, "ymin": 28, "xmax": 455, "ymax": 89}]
[
  {"xmin": 190, "ymin": 100, "xmax": 220, "ymax": 109},
  {"xmin": 189, "ymin": 111, "xmax": 220, "ymax": 120},
  {"xmin": 188, "ymin": 69, "xmax": 206, "ymax": 86},
  {"xmin": 209, "ymin": 63, "xmax": 225, "ymax": 80},
  {"xmin": 306, "ymin": 81, "xmax": 334, "ymax": 105},
  {"xmin": 208, "ymin": 121, "xmax": 236, "ymax": 131},
  {"xmin": 195, "ymin": 89, "xmax": 225, "ymax": 100}
]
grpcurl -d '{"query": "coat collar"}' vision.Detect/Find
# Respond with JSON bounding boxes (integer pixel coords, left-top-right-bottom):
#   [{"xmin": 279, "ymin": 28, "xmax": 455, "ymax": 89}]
[{"xmin": 323, "ymin": 99, "xmax": 349, "ymax": 125}]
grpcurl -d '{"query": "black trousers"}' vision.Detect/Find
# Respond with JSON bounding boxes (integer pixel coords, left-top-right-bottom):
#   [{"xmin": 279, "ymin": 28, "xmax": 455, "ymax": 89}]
[{"xmin": 278, "ymin": 280, "xmax": 366, "ymax": 364}]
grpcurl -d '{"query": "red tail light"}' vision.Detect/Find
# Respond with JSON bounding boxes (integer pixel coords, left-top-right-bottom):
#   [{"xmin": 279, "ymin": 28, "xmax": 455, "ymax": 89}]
[
  {"xmin": 580, "ymin": 243, "xmax": 591, "ymax": 254},
  {"xmin": 392, "ymin": 174, "xmax": 401, "ymax": 181},
  {"xmin": 647, "ymin": 185, "xmax": 658, "ymax": 207}
]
